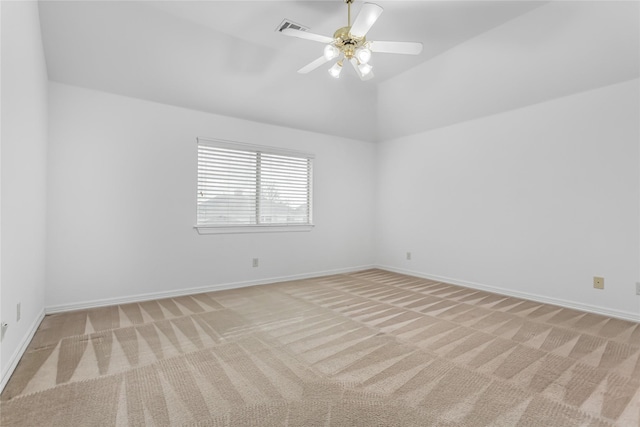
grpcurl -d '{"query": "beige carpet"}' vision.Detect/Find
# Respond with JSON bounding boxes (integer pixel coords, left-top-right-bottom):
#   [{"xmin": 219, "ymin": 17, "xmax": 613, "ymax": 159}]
[{"xmin": 1, "ymin": 269, "xmax": 639, "ymax": 426}]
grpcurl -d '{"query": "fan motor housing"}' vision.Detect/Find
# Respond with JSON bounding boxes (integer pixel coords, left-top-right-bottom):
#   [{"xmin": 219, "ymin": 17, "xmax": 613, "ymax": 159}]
[{"xmin": 333, "ymin": 26, "xmax": 366, "ymax": 59}]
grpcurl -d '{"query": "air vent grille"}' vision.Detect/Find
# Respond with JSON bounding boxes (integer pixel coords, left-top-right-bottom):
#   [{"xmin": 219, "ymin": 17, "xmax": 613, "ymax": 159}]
[{"xmin": 276, "ymin": 19, "xmax": 309, "ymax": 33}]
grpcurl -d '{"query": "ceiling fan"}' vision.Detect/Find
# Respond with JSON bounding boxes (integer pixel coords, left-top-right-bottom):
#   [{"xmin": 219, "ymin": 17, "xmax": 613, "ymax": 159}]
[{"xmin": 281, "ymin": 0, "xmax": 423, "ymax": 81}]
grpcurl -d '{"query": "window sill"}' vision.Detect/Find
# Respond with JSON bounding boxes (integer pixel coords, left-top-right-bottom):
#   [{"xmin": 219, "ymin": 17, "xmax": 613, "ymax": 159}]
[{"xmin": 194, "ymin": 224, "xmax": 314, "ymax": 235}]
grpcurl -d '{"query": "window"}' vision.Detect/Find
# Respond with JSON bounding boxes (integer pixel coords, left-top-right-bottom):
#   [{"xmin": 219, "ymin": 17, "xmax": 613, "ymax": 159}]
[{"xmin": 195, "ymin": 138, "xmax": 314, "ymax": 234}]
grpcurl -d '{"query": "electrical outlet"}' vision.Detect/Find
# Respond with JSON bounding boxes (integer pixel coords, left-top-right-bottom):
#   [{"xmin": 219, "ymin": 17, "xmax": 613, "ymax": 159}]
[
  {"xmin": 252, "ymin": 258, "xmax": 259, "ymax": 268},
  {"xmin": 636, "ymin": 282, "xmax": 640, "ymax": 295},
  {"xmin": 17, "ymin": 303, "xmax": 21, "ymax": 322},
  {"xmin": 593, "ymin": 277, "xmax": 604, "ymax": 290},
  {"xmin": 406, "ymin": 252, "xmax": 411, "ymax": 261}
]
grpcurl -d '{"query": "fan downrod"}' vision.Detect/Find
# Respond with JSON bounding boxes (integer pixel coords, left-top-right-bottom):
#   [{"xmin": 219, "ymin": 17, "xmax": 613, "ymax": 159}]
[{"xmin": 345, "ymin": 0, "xmax": 354, "ymax": 27}]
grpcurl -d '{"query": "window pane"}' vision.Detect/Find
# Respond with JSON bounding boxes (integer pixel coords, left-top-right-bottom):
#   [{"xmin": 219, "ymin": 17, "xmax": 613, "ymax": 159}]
[
  {"xmin": 197, "ymin": 146, "xmax": 257, "ymax": 225},
  {"xmin": 197, "ymin": 139, "xmax": 312, "ymax": 228},
  {"xmin": 260, "ymin": 154, "xmax": 310, "ymax": 224}
]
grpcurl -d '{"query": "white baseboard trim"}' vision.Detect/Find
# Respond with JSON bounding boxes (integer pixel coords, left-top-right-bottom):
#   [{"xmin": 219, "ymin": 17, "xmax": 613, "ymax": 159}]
[
  {"xmin": 377, "ymin": 265, "xmax": 640, "ymax": 323},
  {"xmin": 1, "ymin": 309, "xmax": 45, "ymax": 393},
  {"xmin": 43, "ymin": 263, "xmax": 639, "ymax": 322},
  {"xmin": 45, "ymin": 265, "xmax": 377, "ymax": 314}
]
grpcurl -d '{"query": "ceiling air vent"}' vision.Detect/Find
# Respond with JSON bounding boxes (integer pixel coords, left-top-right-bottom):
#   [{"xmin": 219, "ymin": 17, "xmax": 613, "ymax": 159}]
[{"xmin": 276, "ymin": 19, "xmax": 309, "ymax": 33}]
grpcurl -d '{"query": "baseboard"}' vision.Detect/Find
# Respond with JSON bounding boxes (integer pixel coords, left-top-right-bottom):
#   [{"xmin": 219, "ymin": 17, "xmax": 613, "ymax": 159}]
[
  {"xmin": 377, "ymin": 265, "xmax": 640, "ymax": 323},
  {"xmin": 0, "ymin": 309, "xmax": 45, "ymax": 393},
  {"xmin": 42, "ymin": 262, "xmax": 638, "ymax": 327},
  {"xmin": 45, "ymin": 264, "xmax": 377, "ymax": 314}
]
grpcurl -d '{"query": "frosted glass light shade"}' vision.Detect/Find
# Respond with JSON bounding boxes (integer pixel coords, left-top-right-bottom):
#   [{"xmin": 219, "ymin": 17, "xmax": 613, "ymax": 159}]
[
  {"xmin": 323, "ymin": 45, "xmax": 339, "ymax": 61},
  {"xmin": 355, "ymin": 47, "xmax": 371, "ymax": 64},
  {"xmin": 358, "ymin": 63, "xmax": 373, "ymax": 76},
  {"xmin": 328, "ymin": 62, "xmax": 342, "ymax": 78}
]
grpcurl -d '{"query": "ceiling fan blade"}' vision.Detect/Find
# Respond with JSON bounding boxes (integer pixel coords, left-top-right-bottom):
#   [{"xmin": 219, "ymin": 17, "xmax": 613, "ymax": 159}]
[
  {"xmin": 298, "ymin": 56, "xmax": 330, "ymax": 74},
  {"xmin": 281, "ymin": 28, "xmax": 334, "ymax": 44},
  {"xmin": 369, "ymin": 40, "xmax": 423, "ymax": 55},
  {"xmin": 350, "ymin": 3, "xmax": 383, "ymax": 38},
  {"xmin": 349, "ymin": 58, "xmax": 375, "ymax": 82}
]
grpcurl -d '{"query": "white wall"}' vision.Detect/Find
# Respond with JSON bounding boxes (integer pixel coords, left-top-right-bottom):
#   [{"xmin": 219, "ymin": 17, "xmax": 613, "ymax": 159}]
[
  {"xmin": 1, "ymin": 1, "xmax": 49, "ymax": 387},
  {"xmin": 46, "ymin": 82, "xmax": 376, "ymax": 309},
  {"xmin": 376, "ymin": 79, "xmax": 640, "ymax": 320}
]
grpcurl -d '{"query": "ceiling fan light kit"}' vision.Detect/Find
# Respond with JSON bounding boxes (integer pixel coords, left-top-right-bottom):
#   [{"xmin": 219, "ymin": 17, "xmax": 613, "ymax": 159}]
[
  {"xmin": 358, "ymin": 62, "xmax": 373, "ymax": 76},
  {"xmin": 328, "ymin": 62, "xmax": 343, "ymax": 78},
  {"xmin": 324, "ymin": 44, "xmax": 340, "ymax": 61},
  {"xmin": 281, "ymin": 0, "xmax": 423, "ymax": 81},
  {"xmin": 355, "ymin": 47, "xmax": 372, "ymax": 64}
]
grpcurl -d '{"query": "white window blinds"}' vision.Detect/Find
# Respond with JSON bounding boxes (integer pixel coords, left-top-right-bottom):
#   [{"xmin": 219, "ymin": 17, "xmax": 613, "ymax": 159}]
[{"xmin": 197, "ymin": 138, "xmax": 313, "ymax": 229}]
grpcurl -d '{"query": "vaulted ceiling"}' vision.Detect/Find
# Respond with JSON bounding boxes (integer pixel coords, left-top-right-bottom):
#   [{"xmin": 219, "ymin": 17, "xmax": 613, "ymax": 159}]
[{"xmin": 38, "ymin": 1, "xmax": 638, "ymax": 141}]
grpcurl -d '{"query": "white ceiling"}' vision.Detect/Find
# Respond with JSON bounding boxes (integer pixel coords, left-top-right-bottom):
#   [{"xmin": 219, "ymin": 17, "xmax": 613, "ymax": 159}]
[
  {"xmin": 38, "ymin": 0, "xmax": 546, "ymax": 141},
  {"xmin": 377, "ymin": 1, "xmax": 640, "ymax": 140}
]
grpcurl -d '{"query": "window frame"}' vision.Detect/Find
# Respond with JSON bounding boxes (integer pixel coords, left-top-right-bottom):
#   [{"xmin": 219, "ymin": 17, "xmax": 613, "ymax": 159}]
[{"xmin": 194, "ymin": 137, "xmax": 315, "ymax": 235}]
